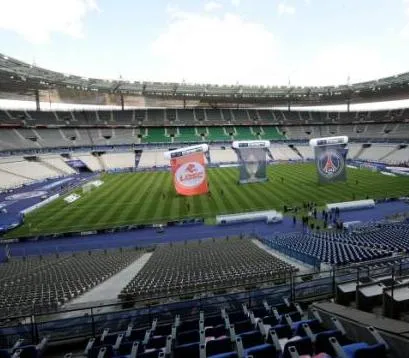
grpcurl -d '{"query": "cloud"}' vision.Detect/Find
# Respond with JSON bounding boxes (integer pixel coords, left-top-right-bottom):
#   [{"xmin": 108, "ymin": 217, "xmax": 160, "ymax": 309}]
[
  {"xmin": 204, "ymin": 1, "xmax": 222, "ymax": 12},
  {"xmin": 231, "ymin": 0, "xmax": 241, "ymax": 7},
  {"xmin": 291, "ymin": 44, "xmax": 385, "ymax": 86},
  {"xmin": 0, "ymin": 0, "xmax": 99, "ymax": 44},
  {"xmin": 149, "ymin": 7, "xmax": 386, "ymax": 87},
  {"xmin": 150, "ymin": 8, "xmax": 282, "ymax": 85},
  {"xmin": 401, "ymin": 0, "xmax": 409, "ymax": 38},
  {"xmin": 278, "ymin": 2, "xmax": 296, "ymax": 15}
]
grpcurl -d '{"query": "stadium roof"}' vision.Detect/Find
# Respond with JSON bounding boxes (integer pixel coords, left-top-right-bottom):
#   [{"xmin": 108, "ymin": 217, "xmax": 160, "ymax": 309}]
[{"xmin": 1, "ymin": 52, "xmax": 409, "ymax": 105}]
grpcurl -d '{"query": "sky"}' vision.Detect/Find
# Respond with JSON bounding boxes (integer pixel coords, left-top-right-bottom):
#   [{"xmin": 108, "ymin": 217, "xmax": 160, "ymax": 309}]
[{"xmin": 1, "ymin": 0, "xmax": 409, "ymax": 87}]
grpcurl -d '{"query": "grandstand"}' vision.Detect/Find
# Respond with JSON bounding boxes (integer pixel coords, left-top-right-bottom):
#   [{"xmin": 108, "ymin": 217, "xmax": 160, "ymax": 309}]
[
  {"xmin": 2, "ymin": 52, "xmax": 409, "ymax": 358},
  {"xmin": 138, "ymin": 149, "xmax": 169, "ymax": 167},
  {"xmin": 119, "ymin": 238, "xmax": 296, "ymax": 300},
  {"xmin": 262, "ymin": 231, "xmax": 391, "ymax": 266},
  {"xmin": 210, "ymin": 147, "xmax": 238, "ymax": 163},
  {"xmin": 0, "ymin": 249, "xmax": 143, "ymax": 318}
]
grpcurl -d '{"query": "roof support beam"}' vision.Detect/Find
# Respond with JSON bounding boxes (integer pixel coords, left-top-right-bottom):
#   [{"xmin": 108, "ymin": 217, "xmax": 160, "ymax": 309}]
[{"xmin": 35, "ymin": 89, "xmax": 40, "ymax": 111}]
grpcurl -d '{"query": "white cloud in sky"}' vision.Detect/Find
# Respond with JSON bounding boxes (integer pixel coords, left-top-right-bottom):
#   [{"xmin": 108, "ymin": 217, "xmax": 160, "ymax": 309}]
[
  {"xmin": 149, "ymin": 6, "xmax": 391, "ymax": 86},
  {"xmin": 401, "ymin": 0, "xmax": 409, "ymax": 38},
  {"xmin": 291, "ymin": 45, "xmax": 385, "ymax": 86},
  {"xmin": 204, "ymin": 1, "xmax": 222, "ymax": 12},
  {"xmin": 150, "ymin": 8, "xmax": 281, "ymax": 85},
  {"xmin": 278, "ymin": 2, "xmax": 296, "ymax": 15},
  {"xmin": 0, "ymin": 0, "xmax": 98, "ymax": 44},
  {"xmin": 231, "ymin": 0, "xmax": 241, "ymax": 7}
]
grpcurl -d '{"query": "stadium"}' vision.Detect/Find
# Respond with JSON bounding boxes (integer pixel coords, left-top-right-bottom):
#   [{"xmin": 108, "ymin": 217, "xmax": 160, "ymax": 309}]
[{"xmin": 2, "ymin": 2, "xmax": 409, "ymax": 357}]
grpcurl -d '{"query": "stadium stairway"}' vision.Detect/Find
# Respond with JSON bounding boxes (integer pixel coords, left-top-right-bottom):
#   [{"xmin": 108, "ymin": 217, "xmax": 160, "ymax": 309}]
[
  {"xmin": 13, "ymin": 128, "xmax": 41, "ymax": 149},
  {"xmin": 76, "ymin": 154, "xmax": 104, "ymax": 172},
  {"xmin": 266, "ymin": 149, "xmax": 274, "ymax": 161},
  {"xmin": 96, "ymin": 153, "xmax": 107, "ymax": 171},
  {"xmin": 258, "ymin": 126, "xmax": 286, "ymax": 140},
  {"xmin": 353, "ymin": 144, "xmax": 367, "ymax": 160},
  {"xmin": 378, "ymin": 145, "xmax": 405, "ymax": 162},
  {"xmin": 289, "ymin": 145, "xmax": 303, "ymax": 160},
  {"xmin": 61, "ymin": 253, "xmax": 153, "ymax": 311}
]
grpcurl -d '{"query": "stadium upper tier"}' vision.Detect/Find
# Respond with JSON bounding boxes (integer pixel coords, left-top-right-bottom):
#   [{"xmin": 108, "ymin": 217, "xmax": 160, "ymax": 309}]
[
  {"xmin": 2, "ymin": 52, "xmax": 409, "ymax": 105},
  {"xmin": 0, "ymin": 108, "xmax": 408, "ymax": 126},
  {"xmin": 0, "ymin": 108, "xmax": 408, "ymax": 153}
]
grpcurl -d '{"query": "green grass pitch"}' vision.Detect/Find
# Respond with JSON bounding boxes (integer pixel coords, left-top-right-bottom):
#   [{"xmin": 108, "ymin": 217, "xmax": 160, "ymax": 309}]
[{"xmin": 5, "ymin": 163, "xmax": 409, "ymax": 238}]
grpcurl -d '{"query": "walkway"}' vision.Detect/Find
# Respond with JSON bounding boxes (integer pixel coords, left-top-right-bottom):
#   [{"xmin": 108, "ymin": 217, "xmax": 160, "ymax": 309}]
[
  {"xmin": 252, "ymin": 239, "xmax": 313, "ymax": 273},
  {"xmin": 64, "ymin": 253, "xmax": 152, "ymax": 307}
]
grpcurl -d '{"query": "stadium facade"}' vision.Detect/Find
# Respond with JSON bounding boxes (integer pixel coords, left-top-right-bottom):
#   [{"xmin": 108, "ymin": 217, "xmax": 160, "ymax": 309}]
[{"xmin": 2, "ymin": 52, "xmax": 409, "ymax": 109}]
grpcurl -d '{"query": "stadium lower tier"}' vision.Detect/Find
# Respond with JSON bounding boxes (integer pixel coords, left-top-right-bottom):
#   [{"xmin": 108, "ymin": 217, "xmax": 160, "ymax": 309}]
[
  {"xmin": 2, "ymin": 225, "xmax": 409, "ymax": 318},
  {"xmin": 0, "ymin": 249, "xmax": 143, "ymax": 318},
  {"xmin": 0, "ymin": 296, "xmax": 392, "ymax": 358},
  {"xmin": 1, "ymin": 141, "xmax": 409, "ymax": 190},
  {"xmin": 0, "ymin": 123, "xmax": 409, "ymax": 153},
  {"xmin": 119, "ymin": 238, "xmax": 296, "ymax": 300},
  {"xmin": 77, "ymin": 304, "xmax": 388, "ymax": 358},
  {"xmin": 0, "ymin": 234, "xmax": 408, "ymax": 358}
]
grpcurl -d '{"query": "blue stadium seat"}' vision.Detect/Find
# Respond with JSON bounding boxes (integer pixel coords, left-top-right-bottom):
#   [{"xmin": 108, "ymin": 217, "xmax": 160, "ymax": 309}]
[
  {"xmin": 127, "ymin": 328, "xmax": 148, "ymax": 342},
  {"xmin": 280, "ymin": 311, "xmax": 302, "ymax": 325},
  {"xmin": 282, "ymin": 337, "xmax": 313, "ymax": 358},
  {"xmin": 228, "ymin": 311, "xmax": 248, "ymax": 324},
  {"xmin": 234, "ymin": 320, "xmax": 254, "ymax": 334},
  {"xmin": 271, "ymin": 324, "xmax": 293, "ymax": 339},
  {"xmin": 239, "ymin": 331, "xmax": 265, "ymax": 349},
  {"xmin": 173, "ymin": 342, "xmax": 200, "ymax": 358},
  {"xmin": 208, "ymin": 353, "xmax": 238, "ymax": 358},
  {"xmin": 178, "ymin": 319, "xmax": 199, "ymax": 332},
  {"xmin": 117, "ymin": 341, "xmax": 142, "ymax": 356},
  {"xmin": 145, "ymin": 335, "xmax": 167, "ymax": 350},
  {"xmin": 262, "ymin": 315, "xmax": 279, "ymax": 326},
  {"xmin": 330, "ymin": 336, "xmax": 387, "ymax": 358},
  {"xmin": 293, "ymin": 319, "xmax": 323, "ymax": 335},
  {"xmin": 206, "ymin": 325, "xmax": 228, "ymax": 338},
  {"xmin": 177, "ymin": 329, "xmax": 200, "ymax": 345},
  {"xmin": 314, "ymin": 330, "xmax": 350, "ymax": 356},
  {"xmin": 341, "ymin": 342, "xmax": 386, "ymax": 358},
  {"xmin": 88, "ymin": 344, "xmax": 114, "ymax": 358},
  {"xmin": 206, "ymin": 337, "xmax": 233, "ymax": 356},
  {"xmin": 205, "ymin": 315, "xmax": 225, "ymax": 327},
  {"xmin": 154, "ymin": 324, "xmax": 173, "ymax": 336},
  {"xmin": 244, "ymin": 343, "xmax": 276, "ymax": 358}
]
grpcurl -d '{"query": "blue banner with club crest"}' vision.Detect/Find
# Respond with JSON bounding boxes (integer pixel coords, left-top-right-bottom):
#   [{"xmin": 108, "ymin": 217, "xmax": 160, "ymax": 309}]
[{"xmin": 314, "ymin": 144, "xmax": 348, "ymax": 183}]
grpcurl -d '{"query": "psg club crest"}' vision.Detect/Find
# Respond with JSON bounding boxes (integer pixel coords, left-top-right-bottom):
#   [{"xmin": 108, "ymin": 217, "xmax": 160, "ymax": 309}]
[{"xmin": 317, "ymin": 149, "xmax": 345, "ymax": 179}]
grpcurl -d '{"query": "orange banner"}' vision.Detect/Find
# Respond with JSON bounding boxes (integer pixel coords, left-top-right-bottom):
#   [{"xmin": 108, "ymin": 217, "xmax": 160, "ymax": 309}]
[{"xmin": 170, "ymin": 152, "xmax": 208, "ymax": 196}]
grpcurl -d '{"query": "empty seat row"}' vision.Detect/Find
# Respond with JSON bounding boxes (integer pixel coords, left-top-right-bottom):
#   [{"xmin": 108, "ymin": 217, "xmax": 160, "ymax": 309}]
[
  {"xmin": 80, "ymin": 300, "xmax": 388, "ymax": 358},
  {"xmin": 119, "ymin": 238, "xmax": 296, "ymax": 300}
]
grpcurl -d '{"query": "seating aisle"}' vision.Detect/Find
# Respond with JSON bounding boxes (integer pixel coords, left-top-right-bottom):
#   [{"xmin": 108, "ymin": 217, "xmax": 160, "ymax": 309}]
[
  {"xmin": 64, "ymin": 253, "xmax": 153, "ymax": 307},
  {"xmin": 251, "ymin": 239, "xmax": 313, "ymax": 273}
]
